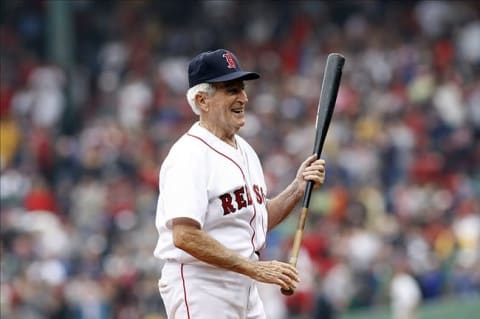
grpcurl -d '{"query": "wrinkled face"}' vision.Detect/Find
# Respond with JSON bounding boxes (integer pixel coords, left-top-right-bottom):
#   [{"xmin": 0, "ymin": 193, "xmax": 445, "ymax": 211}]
[{"xmin": 202, "ymin": 80, "xmax": 249, "ymax": 136}]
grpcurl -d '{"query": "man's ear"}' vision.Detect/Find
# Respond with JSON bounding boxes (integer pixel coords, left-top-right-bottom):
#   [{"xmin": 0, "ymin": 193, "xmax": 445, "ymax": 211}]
[{"xmin": 195, "ymin": 92, "xmax": 208, "ymax": 112}]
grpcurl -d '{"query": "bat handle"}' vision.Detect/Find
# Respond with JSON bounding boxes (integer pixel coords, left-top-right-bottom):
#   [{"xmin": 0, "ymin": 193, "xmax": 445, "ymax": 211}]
[
  {"xmin": 280, "ymin": 206, "xmax": 309, "ymax": 296},
  {"xmin": 301, "ymin": 180, "xmax": 315, "ymax": 208},
  {"xmin": 280, "ymin": 255, "xmax": 299, "ymax": 295}
]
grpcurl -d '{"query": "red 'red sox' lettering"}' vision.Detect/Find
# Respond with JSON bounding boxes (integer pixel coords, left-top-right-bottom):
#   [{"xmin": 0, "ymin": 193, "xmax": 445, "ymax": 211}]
[
  {"xmin": 234, "ymin": 187, "xmax": 247, "ymax": 210},
  {"xmin": 219, "ymin": 193, "xmax": 236, "ymax": 215},
  {"xmin": 219, "ymin": 184, "xmax": 264, "ymax": 215},
  {"xmin": 253, "ymin": 185, "xmax": 265, "ymax": 204}
]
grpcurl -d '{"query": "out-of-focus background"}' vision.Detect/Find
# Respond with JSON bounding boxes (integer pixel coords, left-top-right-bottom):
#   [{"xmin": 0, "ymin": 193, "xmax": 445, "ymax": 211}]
[{"xmin": 1, "ymin": 0, "xmax": 479, "ymax": 318}]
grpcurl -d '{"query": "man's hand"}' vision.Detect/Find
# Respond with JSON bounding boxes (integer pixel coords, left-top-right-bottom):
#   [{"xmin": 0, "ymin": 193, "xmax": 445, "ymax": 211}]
[
  {"xmin": 266, "ymin": 155, "xmax": 326, "ymax": 231},
  {"xmin": 245, "ymin": 260, "xmax": 300, "ymax": 291},
  {"xmin": 295, "ymin": 154, "xmax": 326, "ymax": 193}
]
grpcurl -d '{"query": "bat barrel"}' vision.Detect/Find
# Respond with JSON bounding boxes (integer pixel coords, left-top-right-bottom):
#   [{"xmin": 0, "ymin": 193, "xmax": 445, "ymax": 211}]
[
  {"xmin": 312, "ymin": 53, "xmax": 345, "ymax": 158},
  {"xmin": 304, "ymin": 53, "xmax": 345, "ymax": 210}
]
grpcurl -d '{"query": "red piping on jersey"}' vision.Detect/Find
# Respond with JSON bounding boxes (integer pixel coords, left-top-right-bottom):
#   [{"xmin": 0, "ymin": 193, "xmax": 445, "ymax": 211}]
[
  {"xmin": 187, "ymin": 133, "xmax": 259, "ymax": 253},
  {"xmin": 180, "ymin": 264, "xmax": 191, "ymax": 319}
]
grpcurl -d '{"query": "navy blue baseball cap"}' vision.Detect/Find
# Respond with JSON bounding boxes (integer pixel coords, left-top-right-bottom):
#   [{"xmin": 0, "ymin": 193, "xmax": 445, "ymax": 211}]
[{"xmin": 188, "ymin": 49, "xmax": 260, "ymax": 88}]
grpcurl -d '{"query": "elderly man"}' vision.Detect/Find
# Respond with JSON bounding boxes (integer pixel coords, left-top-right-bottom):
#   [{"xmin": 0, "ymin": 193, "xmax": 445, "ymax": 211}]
[{"xmin": 154, "ymin": 49, "xmax": 326, "ymax": 319}]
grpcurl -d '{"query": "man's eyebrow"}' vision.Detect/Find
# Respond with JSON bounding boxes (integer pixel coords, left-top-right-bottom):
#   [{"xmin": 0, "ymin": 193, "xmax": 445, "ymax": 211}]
[{"xmin": 223, "ymin": 81, "xmax": 245, "ymax": 89}]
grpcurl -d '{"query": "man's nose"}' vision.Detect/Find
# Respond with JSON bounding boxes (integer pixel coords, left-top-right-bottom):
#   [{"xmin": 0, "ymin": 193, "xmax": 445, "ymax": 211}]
[{"xmin": 238, "ymin": 90, "xmax": 248, "ymax": 103}]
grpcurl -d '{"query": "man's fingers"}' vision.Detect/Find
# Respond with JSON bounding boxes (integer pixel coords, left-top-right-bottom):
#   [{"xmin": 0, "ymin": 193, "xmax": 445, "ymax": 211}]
[
  {"xmin": 278, "ymin": 268, "xmax": 299, "ymax": 290},
  {"xmin": 284, "ymin": 267, "xmax": 299, "ymax": 282},
  {"xmin": 300, "ymin": 154, "xmax": 317, "ymax": 168},
  {"xmin": 265, "ymin": 261, "xmax": 300, "ymax": 290},
  {"xmin": 307, "ymin": 159, "xmax": 325, "ymax": 168},
  {"xmin": 303, "ymin": 162, "xmax": 326, "ymax": 177},
  {"xmin": 274, "ymin": 261, "xmax": 299, "ymax": 277},
  {"xmin": 303, "ymin": 166, "xmax": 325, "ymax": 175},
  {"xmin": 278, "ymin": 273, "xmax": 298, "ymax": 290}
]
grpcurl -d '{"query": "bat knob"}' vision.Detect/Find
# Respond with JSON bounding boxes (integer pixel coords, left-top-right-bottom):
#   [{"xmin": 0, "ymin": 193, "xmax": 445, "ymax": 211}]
[{"xmin": 280, "ymin": 287, "xmax": 295, "ymax": 296}]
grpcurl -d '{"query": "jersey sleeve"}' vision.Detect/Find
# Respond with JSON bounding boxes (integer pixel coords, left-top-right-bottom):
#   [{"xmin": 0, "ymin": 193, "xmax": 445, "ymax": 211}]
[{"xmin": 160, "ymin": 140, "xmax": 208, "ymax": 229}]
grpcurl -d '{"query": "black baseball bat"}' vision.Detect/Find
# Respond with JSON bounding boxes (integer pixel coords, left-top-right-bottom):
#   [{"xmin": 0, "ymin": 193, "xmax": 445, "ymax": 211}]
[{"xmin": 281, "ymin": 53, "xmax": 345, "ymax": 296}]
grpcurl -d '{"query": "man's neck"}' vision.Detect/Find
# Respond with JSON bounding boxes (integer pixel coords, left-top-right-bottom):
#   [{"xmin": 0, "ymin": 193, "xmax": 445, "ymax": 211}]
[{"xmin": 199, "ymin": 121, "xmax": 237, "ymax": 149}]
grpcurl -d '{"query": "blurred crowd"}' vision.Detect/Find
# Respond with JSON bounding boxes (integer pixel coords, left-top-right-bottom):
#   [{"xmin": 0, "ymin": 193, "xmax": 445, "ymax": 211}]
[{"xmin": 1, "ymin": 1, "xmax": 479, "ymax": 319}]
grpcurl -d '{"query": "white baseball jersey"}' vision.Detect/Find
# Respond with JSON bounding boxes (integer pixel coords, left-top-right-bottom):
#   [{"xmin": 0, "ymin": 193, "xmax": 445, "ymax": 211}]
[{"xmin": 154, "ymin": 122, "xmax": 268, "ymax": 264}]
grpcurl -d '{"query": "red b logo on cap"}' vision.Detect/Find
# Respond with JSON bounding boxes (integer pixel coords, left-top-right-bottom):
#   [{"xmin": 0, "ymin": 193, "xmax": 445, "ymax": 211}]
[{"xmin": 222, "ymin": 53, "xmax": 237, "ymax": 69}]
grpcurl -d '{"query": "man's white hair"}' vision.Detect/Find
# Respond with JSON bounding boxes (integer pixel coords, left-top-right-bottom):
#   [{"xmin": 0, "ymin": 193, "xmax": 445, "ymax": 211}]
[{"xmin": 186, "ymin": 83, "xmax": 216, "ymax": 115}]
